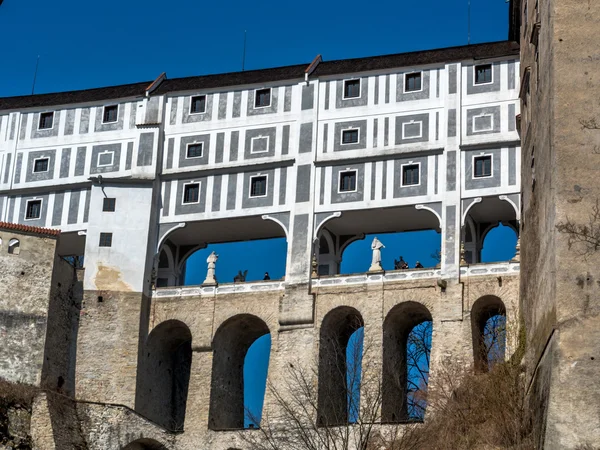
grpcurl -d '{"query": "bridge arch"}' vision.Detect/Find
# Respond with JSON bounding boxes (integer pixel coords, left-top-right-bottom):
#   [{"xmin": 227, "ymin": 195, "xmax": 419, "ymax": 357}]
[{"xmin": 471, "ymin": 295, "xmax": 506, "ymax": 372}]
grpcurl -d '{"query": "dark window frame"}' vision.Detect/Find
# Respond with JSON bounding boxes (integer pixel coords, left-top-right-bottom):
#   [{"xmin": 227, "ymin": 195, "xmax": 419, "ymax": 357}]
[
  {"xmin": 38, "ymin": 112, "xmax": 54, "ymax": 130},
  {"xmin": 99, "ymin": 232, "xmax": 113, "ymax": 247},
  {"xmin": 183, "ymin": 183, "xmax": 200, "ymax": 204},
  {"xmin": 25, "ymin": 199, "xmax": 42, "ymax": 220},
  {"xmin": 190, "ymin": 95, "xmax": 207, "ymax": 114},
  {"xmin": 474, "ymin": 155, "xmax": 493, "ymax": 178},
  {"xmin": 103, "ymin": 198, "xmax": 116, "ymax": 212},
  {"xmin": 404, "ymin": 72, "xmax": 422, "ymax": 92},
  {"xmin": 254, "ymin": 88, "xmax": 271, "ymax": 108},
  {"xmin": 102, "ymin": 105, "xmax": 119, "ymax": 123},
  {"xmin": 474, "ymin": 64, "xmax": 493, "ymax": 85},
  {"xmin": 186, "ymin": 142, "xmax": 204, "ymax": 159},
  {"xmin": 339, "ymin": 170, "xmax": 357, "ymax": 193},
  {"xmin": 250, "ymin": 175, "xmax": 268, "ymax": 198},
  {"xmin": 401, "ymin": 164, "xmax": 420, "ymax": 186},
  {"xmin": 343, "ymin": 79, "xmax": 361, "ymax": 99},
  {"xmin": 341, "ymin": 128, "xmax": 359, "ymax": 145},
  {"xmin": 33, "ymin": 158, "xmax": 49, "ymax": 173}
]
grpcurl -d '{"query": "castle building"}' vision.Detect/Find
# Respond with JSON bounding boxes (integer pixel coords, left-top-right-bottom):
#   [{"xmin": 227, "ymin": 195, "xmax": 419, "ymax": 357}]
[{"xmin": 0, "ymin": 41, "xmax": 523, "ymax": 449}]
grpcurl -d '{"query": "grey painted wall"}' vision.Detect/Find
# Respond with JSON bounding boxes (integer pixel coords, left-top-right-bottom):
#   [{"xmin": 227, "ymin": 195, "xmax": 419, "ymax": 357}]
[
  {"xmin": 392, "ymin": 156, "xmax": 428, "ymax": 198},
  {"xmin": 137, "ymin": 133, "xmax": 154, "ymax": 167},
  {"xmin": 466, "ymin": 106, "xmax": 501, "ymax": 136},
  {"xmin": 94, "ymin": 103, "xmax": 125, "ymax": 132},
  {"xmin": 466, "ymin": 63, "xmax": 501, "ymax": 95},
  {"xmin": 447, "ymin": 151, "xmax": 456, "ymax": 192},
  {"xmin": 17, "ymin": 193, "xmax": 49, "ymax": 227},
  {"xmin": 395, "ymin": 113, "xmax": 429, "ymax": 145},
  {"xmin": 244, "ymin": 127, "xmax": 276, "ymax": 159},
  {"xmin": 295, "ymin": 165, "xmax": 311, "ymax": 203},
  {"xmin": 246, "ymin": 88, "xmax": 279, "ymax": 116},
  {"xmin": 60, "ymin": 148, "xmax": 70, "ymax": 178},
  {"xmin": 335, "ymin": 78, "xmax": 368, "ymax": 108},
  {"xmin": 30, "ymin": 111, "xmax": 61, "ymax": 139},
  {"xmin": 396, "ymin": 70, "xmax": 430, "ymax": 102},
  {"xmin": 302, "ymin": 85, "xmax": 314, "ymax": 110},
  {"xmin": 330, "ymin": 163, "xmax": 365, "ymax": 204},
  {"xmin": 464, "ymin": 148, "xmax": 502, "ymax": 190},
  {"xmin": 174, "ymin": 178, "xmax": 208, "ymax": 215},
  {"xmin": 90, "ymin": 144, "xmax": 121, "ymax": 174},
  {"xmin": 299, "ymin": 123, "xmax": 313, "ymax": 154},
  {"xmin": 178, "ymin": 134, "xmax": 211, "ymax": 168},
  {"xmin": 333, "ymin": 120, "xmax": 367, "ymax": 152},
  {"xmin": 25, "ymin": 149, "xmax": 56, "ymax": 183},
  {"xmin": 241, "ymin": 169, "xmax": 275, "ymax": 209},
  {"xmin": 182, "ymin": 95, "xmax": 214, "ymax": 123}
]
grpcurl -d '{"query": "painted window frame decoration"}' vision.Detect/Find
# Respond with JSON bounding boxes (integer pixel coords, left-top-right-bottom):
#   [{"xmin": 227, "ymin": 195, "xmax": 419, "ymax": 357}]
[
  {"xmin": 341, "ymin": 128, "xmax": 360, "ymax": 145},
  {"xmin": 338, "ymin": 169, "xmax": 358, "ymax": 193},
  {"xmin": 190, "ymin": 95, "xmax": 207, "ymax": 114},
  {"xmin": 182, "ymin": 182, "xmax": 201, "ymax": 204},
  {"xmin": 186, "ymin": 142, "xmax": 204, "ymax": 159},
  {"xmin": 249, "ymin": 174, "xmax": 268, "ymax": 198},
  {"xmin": 472, "ymin": 113, "xmax": 495, "ymax": 133},
  {"xmin": 254, "ymin": 88, "xmax": 272, "ymax": 109},
  {"xmin": 33, "ymin": 157, "xmax": 50, "ymax": 173},
  {"xmin": 250, "ymin": 135, "xmax": 270, "ymax": 154},
  {"xmin": 343, "ymin": 79, "xmax": 361, "ymax": 99},
  {"xmin": 38, "ymin": 112, "xmax": 54, "ymax": 130},
  {"xmin": 25, "ymin": 198, "xmax": 42, "ymax": 220},
  {"xmin": 474, "ymin": 64, "xmax": 493, "ymax": 85},
  {"xmin": 404, "ymin": 72, "xmax": 423, "ymax": 93},
  {"xmin": 103, "ymin": 198, "xmax": 116, "ymax": 212},
  {"xmin": 99, "ymin": 232, "xmax": 113, "ymax": 247},
  {"xmin": 402, "ymin": 120, "xmax": 424, "ymax": 139},
  {"xmin": 401, "ymin": 162, "xmax": 421, "ymax": 187},
  {"xmin": 102, "ymin": 105, "xmax": 119, "ymax": 124},
  {"xmin": 97, "ymin": 150, "xmax": 115, "ymax": 167},
  {"xmin": 473, "ymin": 154, "xmax": 493, "ymax": 178}
]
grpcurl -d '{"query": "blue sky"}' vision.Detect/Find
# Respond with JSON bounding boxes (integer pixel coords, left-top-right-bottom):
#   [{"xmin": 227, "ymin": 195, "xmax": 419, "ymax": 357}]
[{"xmin": 0, "ymin": 0, "xmax": 514, "ymax": 428}]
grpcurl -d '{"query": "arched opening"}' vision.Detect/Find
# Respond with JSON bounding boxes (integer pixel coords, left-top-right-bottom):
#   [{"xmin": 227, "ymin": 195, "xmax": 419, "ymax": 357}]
[
  {"xmin": 318, "ymin": 306, "xmax": 364, "ymax": 426},
  {"xmin": 121, "ymin": 439, "xmax": 168, "ymax": 450},
  {"xmin": 244, "ymin": 333, "xmax": 271, "ymax": 428},
  {"xmin": 471, "ymin": 296, "xmax": 506, "ymax": 372},
  {"xmin": 8, "ymin": 238, "xmax": 20, "ymax": 255},
  {"xmin": 463, "ymin": 196, "xmax": 519, "ymax": 264},
  {"xmin": 316, "ymin": 204, "xmax": 442, "ymax": 276},
  {"xmin": 135, "ymin": 320, "xmax": 192, "ymax": 430},
  {"xmin": 382, "ymin": 302, "xmax": 433, "ymax": 423},
  {"xmin": 209, "ymin": 314, "xmax": 271, "ymax": 430}
]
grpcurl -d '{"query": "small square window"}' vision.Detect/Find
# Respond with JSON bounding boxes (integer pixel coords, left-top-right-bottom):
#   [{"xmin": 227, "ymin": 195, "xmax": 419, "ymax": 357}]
[
  {"xmin": 255, "ymin": 89, "xmax": 271, "ymax": 108},
  {"xmin": 475, "ymin": 64, "xmax": 493, "ymax": 84},
  {"xmin": 339, "ymin": 170, "xmax": 357, "ymax": 192},
  {"xmin": 190, "ymin": 95, "xmax": 206, "ymax": 114},
  {"xmin": 341, "ymin": 129, "xmax": 359, "ymax": 145},
  {"xmin": 25, "ymin": 199, "xmax": 42, "ymax": 220},
  {"xmin": 186, "ymin": 143, "xmax": 203, "ymax": 158},
  {"xmin": 405, "ymin": 73, "xmax": 422, "ymax": 92},
  {"xmin": 99, "ymin": 232, "xmax": 113, "ymax": 247},
  {"xmin": 103, "ymin": 105, "xmax": 118, "ymax": 123},
  {"xmin": 250, "ymin": 175, "xmax": 267, "ymax": 197},
  {"xmin": 343, "ymin": 79, "xmax": 360, "ymax": 99},
  {"xmin": 183, "ymin": 183, "xmax": 200, "ymax": 204},
  {"xmin": 103, "ymin": 198, "xmax": 116, "ymax": 212},
  {"xmin": 33, "ymin": 158, "xmax": 49, "ymax": 173},
  {"xmin": 474, "ymin": 155, "xmax": 492, "ymax": 178},
  {"xmin": 402, "ymin": 164, "xmax": 420, "ymax": 186},
  {"xmin": 39, "ymin": 112, "xmax": 54, "ymax": 130},
  {"xmin": 97, "ymin": 151, "xmax": 114, "ymax": 167}
]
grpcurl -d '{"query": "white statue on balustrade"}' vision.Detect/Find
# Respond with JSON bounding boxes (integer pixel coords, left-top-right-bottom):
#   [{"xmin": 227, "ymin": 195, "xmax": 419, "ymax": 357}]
[
  {"xmin": 203, "ymin": 251, "xmax": 219, "ymax": 285},
  {"xmin": 369, "ymin": 237, "xmax": 385, "ymax": 272}
]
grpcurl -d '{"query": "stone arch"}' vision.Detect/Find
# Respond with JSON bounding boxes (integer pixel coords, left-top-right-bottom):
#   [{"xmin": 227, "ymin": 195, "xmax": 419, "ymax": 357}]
[
  {"xmin": 8, "ymin": 238, "xmax": 20, "ymax": 255},
  {"xmin": 209, "ymin": 314, "xmax": 271, "ymax": 430},
  {"xmin": 135, "ymin": 320, "xmax": 192, "ymax": 430},
  {"xmin": 122, "ymin": 439, "xmax": 169, "ymax": 450},
  {"xmin": 471, "ymin": 295, "xmax": 506, "ymax": 372},
  {"xmin": 317, "ymin": 306, "xmax": 364, "ymax": 426},
  {"xmin": 382, "ymin": 301, "xmax": 433, "ymax": 423}
]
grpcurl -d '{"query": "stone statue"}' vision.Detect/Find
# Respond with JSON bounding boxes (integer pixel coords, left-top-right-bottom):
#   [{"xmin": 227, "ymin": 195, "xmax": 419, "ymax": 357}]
[
  {"xmin": 203, "ymin": 251, "xmax": 218, "ymax": 285},
  {"xmin": 233, "ymin": 270, "xmax": 248, "ymax": 283},
  {"xmin": 369, "ymin": 237, "xmax": 385, "ymax": 272}
]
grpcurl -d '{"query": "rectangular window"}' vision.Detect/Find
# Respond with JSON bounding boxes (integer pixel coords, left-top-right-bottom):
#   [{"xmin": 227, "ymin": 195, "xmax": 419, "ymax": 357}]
[
  {"xmin": 39, "ymin": 112, "xmax": 54, "ymax": 130},
  {"xmin": 103, "ymin": 105, "xmax": 118, "ymax": 123},
  {"xmin": 186, "ymin": 143, "xmax": 203, "ymax": 158},
  {"xmin": 343, "ymin": 79, "xmax": 360, "ymax": 99},
  {"xmin": 25, "ymin": 199, "xmax": 42, "ymax": 220},
  {"xmin": 402, "ymin": 164, "xmax": 420, "ymax": 186},
  {"xmin": 251, "ymin": 136, "xmax": 269, "ymax": 153},
  {"xmin": 339, "ymin": 170, "xmax": 357, "ymax": 192},
  {"xmin": 190, "ymin": 95, "xmax": 206, "ymax": 114},
  {"xmin": 99, "ymin": 232, "xmax": 113, "ymax": 247},
  {"xmin": 183, "ymin": 183, "xmax": 200, "ymax": 204},
  {"xmin": 97, "ymin": 151, "xmax": 114, "ymax": 167},
  {"xmin": 474, "ymin": 155, "xmax": 492, "ymax": 178},
  {"xmin": 103, "ymin": 198, "xmax": 116, "ymax": 212},
  {"xmin": 254, "ymin": 88, "xmax": 271, "ymax": 108},
  {"xmin": 405, "ymin": 72, "xmax": 422, "ymax": 92},
  {"xmin": 475, "ymin": 64, "xmax": 493, "ymax": 84},
  {"xmin": 250, "ymin": 175, "xmax": 267, "ymax": 197},
  {"xmin": 33, "ymin": 158, "xmax": 49, "ymax": 173},
  {"xmin": 341, "ymin": 129, "xmax": 359, "ymax": 145}
]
